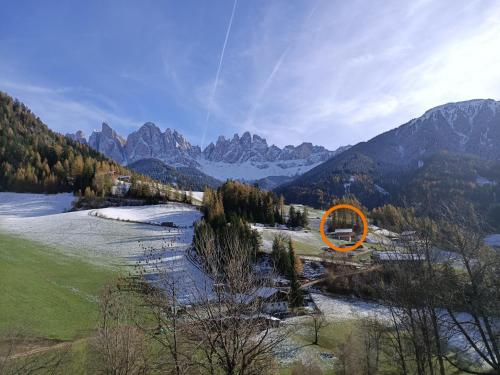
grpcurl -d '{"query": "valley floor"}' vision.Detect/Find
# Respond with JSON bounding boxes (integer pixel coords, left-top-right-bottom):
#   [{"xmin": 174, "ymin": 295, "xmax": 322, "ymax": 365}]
[{"xmin": 0, "ymin": 193, "xmax": 492, "ymax": 373}]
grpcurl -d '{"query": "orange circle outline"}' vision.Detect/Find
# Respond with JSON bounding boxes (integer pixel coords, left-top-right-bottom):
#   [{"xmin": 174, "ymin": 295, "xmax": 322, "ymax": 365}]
[{"xmin": 319, "ymin": 204, "xmax": 368, "ymax": 253}]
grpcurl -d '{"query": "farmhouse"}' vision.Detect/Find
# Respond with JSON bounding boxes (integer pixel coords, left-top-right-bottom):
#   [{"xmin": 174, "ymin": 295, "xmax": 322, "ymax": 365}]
[
  {"xmin": 243, "ymin": 287, "xmax": 289, "ymax": 315},
  {"xmin": 333, "ymin": 228, "xmax": 354, "ymax": 241}
]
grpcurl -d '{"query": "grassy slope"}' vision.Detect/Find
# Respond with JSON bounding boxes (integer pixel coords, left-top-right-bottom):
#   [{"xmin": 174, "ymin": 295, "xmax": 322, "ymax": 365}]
[
  {"xmin": 0, "ymin": 232, "xmax": 118, "ymax": 340},
  {"xmin": 278, "ymin": 320, "xmax": 356, "ymax": 375}
]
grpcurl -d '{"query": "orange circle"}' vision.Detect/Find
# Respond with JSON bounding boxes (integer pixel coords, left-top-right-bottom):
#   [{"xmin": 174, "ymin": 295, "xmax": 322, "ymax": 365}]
[{"xmin": 319, "ymin": 204, "xmax": 368, "ymax": 253}]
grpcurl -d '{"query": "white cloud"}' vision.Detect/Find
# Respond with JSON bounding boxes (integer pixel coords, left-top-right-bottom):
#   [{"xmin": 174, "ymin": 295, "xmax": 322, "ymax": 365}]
[{"xmin": 201, "ymin": 0, "xmax": 500, "ymax": 149}]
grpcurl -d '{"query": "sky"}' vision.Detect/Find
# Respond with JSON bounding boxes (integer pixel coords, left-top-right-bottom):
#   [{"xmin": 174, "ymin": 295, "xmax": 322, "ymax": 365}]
[{"xmin": 1, "ymin": 0, "xmax": 500, "ymax": 150}]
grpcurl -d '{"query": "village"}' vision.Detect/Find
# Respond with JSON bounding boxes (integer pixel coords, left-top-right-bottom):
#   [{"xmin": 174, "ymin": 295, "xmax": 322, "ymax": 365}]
[{"xmin": 1, "ymin": 191, "xmax": 496, "ymax": 373}]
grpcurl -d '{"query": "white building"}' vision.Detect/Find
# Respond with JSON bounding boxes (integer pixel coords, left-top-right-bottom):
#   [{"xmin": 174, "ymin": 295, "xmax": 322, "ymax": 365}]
[{"xmin": 242, "ymin": 287, "xmax": 289, "ymax": 315}]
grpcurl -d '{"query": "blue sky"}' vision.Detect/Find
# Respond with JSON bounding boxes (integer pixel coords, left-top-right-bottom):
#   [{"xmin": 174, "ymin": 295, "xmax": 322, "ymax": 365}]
[{"xmin": 1, "ymin": 0, "xmax": 500, "ymax": 149}]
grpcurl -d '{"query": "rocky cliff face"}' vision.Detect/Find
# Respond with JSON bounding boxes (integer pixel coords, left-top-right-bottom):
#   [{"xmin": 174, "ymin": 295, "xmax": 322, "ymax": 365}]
[
  {"xmin": 202, "ymin": 131, "xmax": 333, "ymax": 164},
  {"xmin": 124, "ymin": 122, "xmax": 201, "ymax": 167},
  {"xmin": 80, "ymin": 123, "xmax": 343, "ymax": 180},
  {"xmin": 88, "ymin": 123, "xmax": 127, "ymax": 164},
  {"xmin": 65, "ymin": 130, "xmax": 87, "ymax": 145}
]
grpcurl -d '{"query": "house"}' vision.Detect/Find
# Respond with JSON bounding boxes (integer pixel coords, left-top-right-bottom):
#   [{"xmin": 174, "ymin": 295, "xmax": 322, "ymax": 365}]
[
  {"xmin": 333, "ymin": 228, "xmax": 354, "ymax": 241},
  {"xmin": 400, "ymin": 230, "xmax": 417, "ymax": 240},
  {"xmin": 372, "ymin": 251, "xmax": 424, "ymax": 264},
  {"xmin": 111, "ymin": 180, "xmax": 131, "ymax": 196},
  {"xmin": 242, "ymin": 287, "xmax": 289, "ymax": 315},
  {"xmin": 117, "ymin": 175, "xmax": 131, "ymax": 182}
]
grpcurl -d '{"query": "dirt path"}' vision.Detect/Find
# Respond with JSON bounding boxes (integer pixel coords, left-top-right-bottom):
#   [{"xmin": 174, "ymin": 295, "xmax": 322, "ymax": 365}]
[{"xmin": 1, "ymin": 338, "xmax": 84, "ymax": 361}]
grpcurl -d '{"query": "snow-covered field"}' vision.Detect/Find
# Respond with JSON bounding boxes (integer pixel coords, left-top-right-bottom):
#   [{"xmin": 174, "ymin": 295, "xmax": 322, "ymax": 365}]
[
  {"xmin": 0, "ymin": 192, "xmax": 214, "ymax": 305},
  {"xmin": 91, "ymin": 203, "xmax": 201, "ymax": 227},
  {"xmin": 253, "ymin": 225, "xmax": 324, "ymax": 252},
  {"xmin": 141, "ymin": 250, "xmax": 214, "ymax": 305},
  {"xmin": 0, "ymin": 193, "xmax": 201, "ymax": 265},
  {"xmin": 0, "ymin": 192, "xmax": 75, "ymax": 217},
  {"xmin": 0, "ymin": 193, "xmax": 211, "ymax": 303},
  {"xmin": 485, "ymin": 234, "xmax": 500, "ymax": 247},
  {"xmin": 190, "ymin": 191, "xmax": 204, "ymax": 203},
  {"xmin": 310, "ymin": 293, "xmax": 390, "ymax": 322}
]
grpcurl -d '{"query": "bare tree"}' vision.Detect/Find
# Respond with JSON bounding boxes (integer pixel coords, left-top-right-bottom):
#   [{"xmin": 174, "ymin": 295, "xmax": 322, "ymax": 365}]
[
  {"xmin": 335, "ymin": 331, "xmax": 362, "ymax": 375},
  {"xmin": 310, "ymin": 311, "xmax": 328, "ymax": 346},
  {"xmin": 184, "ymin": 227, "xmax": 289, "ymax": 375},
  {"xmin": 87, "ymin": 284, "xmax": 149, "ymax": 375},
  {"xmin": 375, "ymin": 206, "xmax": 500, "ymax": 375},
  {"xmin": 375, "ymin": 221, "xmax": 448, "ymax": 375},
  {"xmin": 360, "ymin": 317, "xmax": 385, "ymax": 375},
  {"xmin": 439, "ymin": 220, "xmax": 500, "ymax": 375},
  {"xmin": 131, "ymin": 224, "xmax": 290, "ymax": 375},
  {"xmin": 130, "ymin": 235, "xmax": 197, "ymax": 375}
]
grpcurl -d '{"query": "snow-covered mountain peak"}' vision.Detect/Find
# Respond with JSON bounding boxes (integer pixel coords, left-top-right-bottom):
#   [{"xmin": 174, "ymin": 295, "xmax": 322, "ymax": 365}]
[
  {"xmin": 421, "ymin": 99, "xmax": 499, "ymax": 126},
  {"xmin": 79, "ymin": 124, "xmax": 347, "ymax": 181}
]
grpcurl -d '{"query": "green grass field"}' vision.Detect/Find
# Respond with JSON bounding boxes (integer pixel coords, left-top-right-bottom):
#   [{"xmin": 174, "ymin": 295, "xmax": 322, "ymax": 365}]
[{"xmin": 0, "ymin": 232, "xmax": 118, "ymax": 340}]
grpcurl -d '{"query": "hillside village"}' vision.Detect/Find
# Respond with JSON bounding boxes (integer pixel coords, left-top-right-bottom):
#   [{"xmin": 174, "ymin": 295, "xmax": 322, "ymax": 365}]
[{"xmin": 3, "ymin": 180, "xmax": 497, "ymax": 374}]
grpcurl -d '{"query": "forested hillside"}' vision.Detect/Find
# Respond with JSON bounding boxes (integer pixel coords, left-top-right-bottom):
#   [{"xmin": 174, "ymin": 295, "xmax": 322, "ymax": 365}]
[
  {"xmin": 128, "ymin": 158, "xmax": 221, "ymax": 191},
  {"xmin": 277, "ymin": 100, "xmax": 500, "ymax": 229},
  {"xmin": 0, "ymin": 92, "xmax": 141, "ymax": 195}
]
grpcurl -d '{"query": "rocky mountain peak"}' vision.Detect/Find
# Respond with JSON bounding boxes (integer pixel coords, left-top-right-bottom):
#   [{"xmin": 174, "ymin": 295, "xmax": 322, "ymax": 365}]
[
  {"xmin": 77, "ymin": 124, "xmax": 344, "ymax": 181},
  {"xmin": 88, "ymin": 123, "xmax": 127, "ymax": 164},
  {"xmin": 201, "ymin": 131, "xmax": 335, "ymax": 165},
  {"xmin": 65, "ymin": 130, "xmax": 87, "ymax": 144}
]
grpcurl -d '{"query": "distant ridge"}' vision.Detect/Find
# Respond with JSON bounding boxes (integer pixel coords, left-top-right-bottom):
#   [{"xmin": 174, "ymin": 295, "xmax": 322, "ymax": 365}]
[
  {"xmin": 75, "ymin": 122, "xmax": 349, "ymax": 181},
  {"xmin": 277, "ymin": 99, "xmax": 500, "ymax": 223}
]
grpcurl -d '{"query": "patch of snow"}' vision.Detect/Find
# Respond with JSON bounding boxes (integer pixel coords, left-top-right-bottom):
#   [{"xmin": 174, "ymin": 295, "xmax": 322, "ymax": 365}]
[
  {"xmin": 141, "ymin": 250, "xmax": 214, "ymax": 306},
  {"xmin": 0, "ymin": 210, "xmax": 177, "ymax": 261},
  {"xmin": 368, "ymin": 225, "xmax": 398, "ymax": 239},
  {"xmin": 343, "ymin": 182, "xmax": 351, "ymax": 194},
  {"xmin": 196, "ymin": 158, "xmax": 325, "ymax": 181},
  {"xmin": 92, "ymin": 203, "xmax": 201, "ymax": 227},
  {"xmin": 252, "ymin": 225, "xmax": 323, "ymax": 252},
  {"xmin": 190, "ymin": 191, "xmax": 204, "ymax": 202},
  {"xmin": 306, "ymin": 293, "xmax": 497, "ymax": 367},
  {"xmin": 485, "ymin": 234, "xmax": 500, "ymax": 247},
  {"xmin": 476, "ymin": 176, "xmax": 496, "ymax": 186},
  {"xmin": 0, "ymin": 192, "xmax": 75, "ymax": 218},
  {"xmin": 374, "ymin": 184, "xmax": 389, "ymax": 195},
  {"xmin": 310, "ymin": 293, "xmax": 391, "ymax": 323}
]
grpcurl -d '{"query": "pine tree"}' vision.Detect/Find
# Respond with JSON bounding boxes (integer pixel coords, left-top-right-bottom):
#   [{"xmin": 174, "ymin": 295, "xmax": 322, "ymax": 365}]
[
  {"xmin": 301, "ymin": 206, "xmax": 309, "ymax": 228},
  {"xmin": 271, "ymin": 234, "xmax": 290, "ymax": 275},
  {"xmin": 288, "ymin": 206, "xmax": 296, "ymax": 227},
  {"xmin": 288, "ymin": 238, "xmax": 303, "ymax": 307}
]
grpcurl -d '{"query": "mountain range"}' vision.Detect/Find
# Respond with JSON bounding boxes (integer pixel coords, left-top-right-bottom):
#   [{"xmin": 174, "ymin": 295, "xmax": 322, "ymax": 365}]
[
  {"xmin": 277, "ymin": 99, "xmax": 500, "ymax": 223},
  {"xmin": 69, "ymin": 123, "xmax": 348, "ymax": 182}
]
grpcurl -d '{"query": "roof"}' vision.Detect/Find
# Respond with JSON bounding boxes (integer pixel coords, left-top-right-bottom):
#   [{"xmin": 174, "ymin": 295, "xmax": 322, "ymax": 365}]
[
  {"xmin": 238, "ymin": 287, "xmax": 287, "ymax": 304},
  {"xmin": 373, "ymin": 251, "xmax": 424, "ymax": 261},
  {"xmin": 254, "ymin": 287, "xmax": 280, "ymax": 299},
  {"xmin": 334, "ymin": 228, "xmax": 354, "ymax": 234}
]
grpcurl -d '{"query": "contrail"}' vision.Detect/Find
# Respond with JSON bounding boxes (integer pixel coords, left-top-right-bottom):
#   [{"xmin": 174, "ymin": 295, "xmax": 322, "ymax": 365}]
[
  {"xmin": 245, "ymin": 46, "xmax": 290, "ymax": 126},
  {"xmin": 201, "ymin": 0, "xmax": 238, "ymax": 148}
]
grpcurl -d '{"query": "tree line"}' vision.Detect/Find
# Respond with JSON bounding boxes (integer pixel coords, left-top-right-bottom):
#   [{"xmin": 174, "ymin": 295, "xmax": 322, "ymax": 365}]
[{"xmin": 0, "ymin": 91, "xmax": 188, "ymax": 204}]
